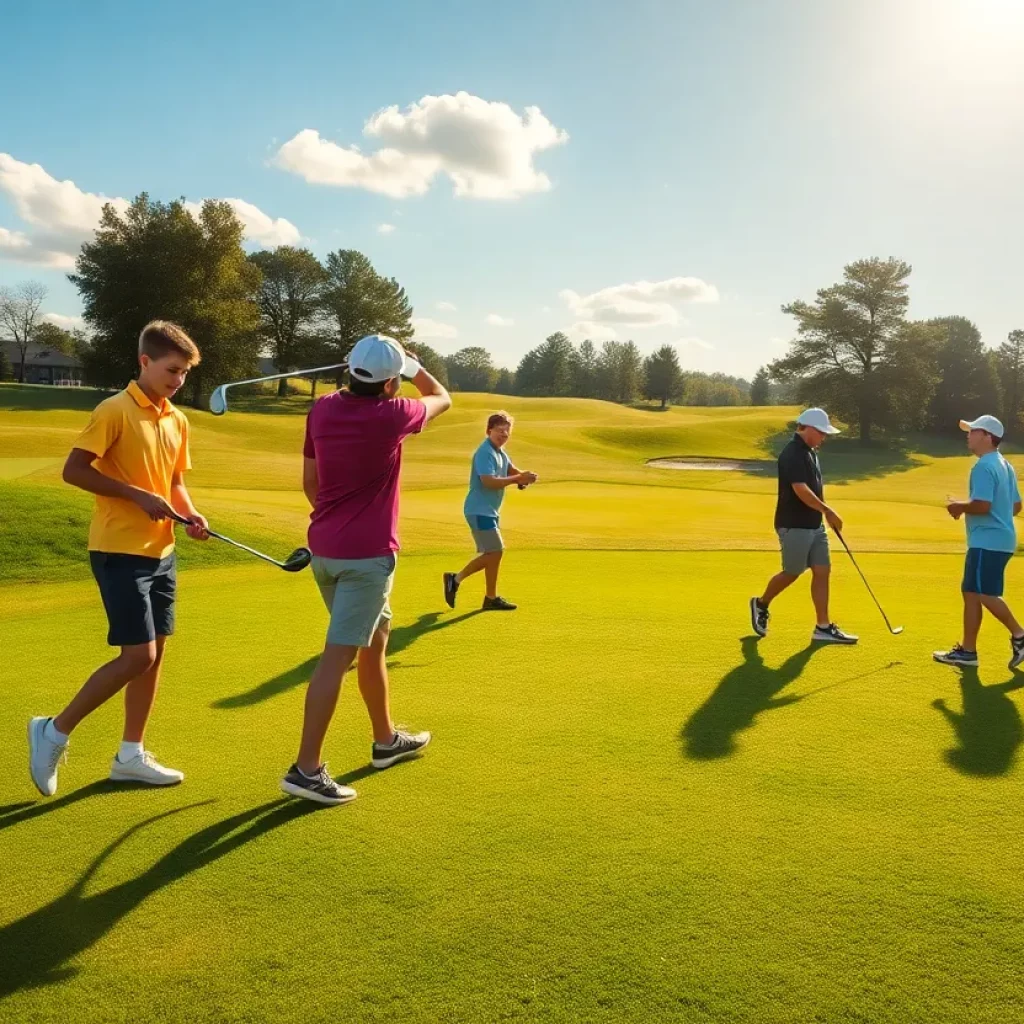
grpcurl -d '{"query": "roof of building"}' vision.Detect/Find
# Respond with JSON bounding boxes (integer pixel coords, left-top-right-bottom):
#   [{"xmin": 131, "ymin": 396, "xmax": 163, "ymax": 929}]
[{"xmin": 1, "ymin": 340, "xmax": 84, "ymax": 368}]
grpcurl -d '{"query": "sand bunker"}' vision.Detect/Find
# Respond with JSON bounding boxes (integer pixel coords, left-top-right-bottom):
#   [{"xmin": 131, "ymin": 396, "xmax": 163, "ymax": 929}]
[{"xmin": 647, "ymin": 456, "xmax": 772, "ymax": 472}]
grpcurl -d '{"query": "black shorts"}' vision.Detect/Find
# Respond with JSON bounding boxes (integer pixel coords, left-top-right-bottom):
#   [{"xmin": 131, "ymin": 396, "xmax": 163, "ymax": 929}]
[{"xmin": 89, "ymin": 552, "xmax": 176, "ymax": 647}]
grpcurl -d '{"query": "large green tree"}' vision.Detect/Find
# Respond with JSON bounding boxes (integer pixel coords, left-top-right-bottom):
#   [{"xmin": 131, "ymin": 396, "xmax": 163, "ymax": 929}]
[
  {"xmin": 596, "ymin": 340, "xmax": 643, "ymax": 404},
  {"xmin": 320, "ymin": 250, "xmax": 413, "ymax": 380},
  {"xmin": 515, "ymin": 332, "xmax": 574, "ymax": 396},
  {"xmin": 570, "ymin": 339, "xmax": 598, "ymax": 398},
  {"xmin": 928, "ymin": 316, "xmax": 1002, "ymax": 434},
  {"xmin": 31, "ymin": 321, "xmax": 79, "ymax": 355},
  {"xmin": 71, "ymin": 195, "xmax": 261, "ymax": 406},
  {"xmin": 643, "ymin": 344, "xmax": 684, "ymax": 408},
  {"xmin": 446, "ymin": 346, "xmax": 497, "ymax": 392},
  {"xmin": 996, "ymin": 329, "xmax": 1024, "ymax": 437},
  {"xmin": 750, "ymin": 366, "xmax": 771, "ymax": 406},
  {"xmin": 248, "ymin": 247, "xmax": 328, "ymax": 396},
  {"xmin": 771, "ymin": 258, "xmax": 913, "ymax": 442}
]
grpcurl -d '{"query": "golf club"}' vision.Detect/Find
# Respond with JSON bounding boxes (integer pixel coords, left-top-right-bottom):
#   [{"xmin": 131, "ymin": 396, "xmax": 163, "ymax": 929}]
[
  {"xmin": 836, "ymin": 531, "xmax": 904, "ymax": 635},
  {"xmin": 169, "ymin": 512, "xmax": 311, "ymax": 572},
  {"xmin": 209, "ymin": 362, "xmax": 349, "ymax": 415}
]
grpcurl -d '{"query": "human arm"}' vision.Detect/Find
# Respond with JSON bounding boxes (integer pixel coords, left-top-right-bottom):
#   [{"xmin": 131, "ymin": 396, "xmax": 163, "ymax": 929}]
[
  {"xmin": 791, "ymin": 482, "xmax": 843, "ymax": 533},
  {"xmin": 505, "ymin": 460, "xmax": 538, "ymax": 489},
  {"xmin": 170, "ymin": 471, "xmax": 209, "ymax": 540},
  {"xmin": 480, "ymin": 471, "xmax": 537, "ymax": 491},
  {"xmin": 947, "ymin": 498, "xmax": 992, "ymax": 520},
  {"xmin": 949, "ymin": 462, "xmax": 998, "ymax": 519},
  {"xmin": 407, "ymin": 356, "xmax": 451, "ymax": 425},
  {"xmin": 62, "ymin": 448, "xmax": 177, "ymax": 521}
]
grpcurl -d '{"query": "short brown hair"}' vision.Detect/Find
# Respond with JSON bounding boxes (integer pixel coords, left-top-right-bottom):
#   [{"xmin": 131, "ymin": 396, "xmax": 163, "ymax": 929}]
[
  {"xmin": 487, "ymin": 411, "xmax": 514, "ymax": 431},
  {"xmin": 138, "ymin": 320, "xmax": 200, "ymax": 365}
]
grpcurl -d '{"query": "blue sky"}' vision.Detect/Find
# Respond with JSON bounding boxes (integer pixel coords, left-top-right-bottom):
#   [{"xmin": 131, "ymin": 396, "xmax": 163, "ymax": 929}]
[{"xmin": 2, "ymin": 0, "xmax": 1023, "ymax": 377}]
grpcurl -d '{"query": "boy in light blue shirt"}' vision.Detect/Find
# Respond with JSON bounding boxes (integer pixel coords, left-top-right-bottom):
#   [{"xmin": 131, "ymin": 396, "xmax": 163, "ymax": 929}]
[
  {"xmin": 443, "ymin": 411, "xmax": 537, "ymax": 611},
  {"xmin": 934, "ymin": 415, "xmax": 1024, "ymax": 669}
]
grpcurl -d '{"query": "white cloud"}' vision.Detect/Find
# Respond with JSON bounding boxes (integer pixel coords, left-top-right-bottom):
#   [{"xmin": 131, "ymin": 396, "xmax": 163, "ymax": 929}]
[
  {"xmin": 486, "ymin": 313, "xmax": 514, "ymax": 327},
  {"xmin": 560, "ymin": 276, "xmax": 719, "ymax": 329},
  {"xmin": 274, "ymin": 91, "xmax": 568, "ymax": 200},
  {"xmin": 676, "ymin": 336, "xmax": 715, "ymax": 351},
  {"xmin": 567, "ymin": 320, "xmax": 618, "ymax": 343},
  {"xmin": 412, "ymin": 317, "xmax": 458, "ymax": 340},
  {"xmin": 436, "ymin": 300, "xmax": 457, "ymax": 311},
  {"xmin": 42, "ymin": 312, "xmax": 86, "ymax": 331},
  {"xmin": 377, "ymin": 222, "xmax": 397, "ymax": 235},
  {"xmin": 0, "ymin": 153, "xmax": 300, "ymax": 267},
  {"xmin": 221, "ymin": 199, "xmax": 300, "ymax": 246}
]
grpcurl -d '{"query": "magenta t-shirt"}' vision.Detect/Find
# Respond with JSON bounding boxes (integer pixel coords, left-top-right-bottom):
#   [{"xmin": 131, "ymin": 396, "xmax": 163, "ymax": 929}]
[{"xmin": 303, "ymin": 391, "xmax": 427, "ymax": 559}]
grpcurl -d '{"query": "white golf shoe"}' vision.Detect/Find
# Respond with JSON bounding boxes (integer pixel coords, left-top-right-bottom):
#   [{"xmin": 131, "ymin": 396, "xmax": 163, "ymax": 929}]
[
  {"xmin": 109, "ymin": 751, "xmax": 184, "ymax": 786},
  {"xmin": 28, "ymin": 716, "xmax": 68, "ymax": 797}
]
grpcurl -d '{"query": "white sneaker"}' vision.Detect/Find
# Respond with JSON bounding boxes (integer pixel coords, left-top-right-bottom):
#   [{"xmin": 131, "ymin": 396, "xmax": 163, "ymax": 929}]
[
  {"xmin": 109, "ymin": 751, "xmax": 184, "ymax": 786},
  {"xmin": 28, "ymin": 716, "xmax": 68, "ymax": 797}
]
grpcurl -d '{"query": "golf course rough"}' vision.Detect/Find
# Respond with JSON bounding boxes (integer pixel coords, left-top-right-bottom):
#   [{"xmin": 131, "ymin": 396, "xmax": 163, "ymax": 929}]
[{"xmin": 2, "ymin": 383, "xmax": 1023, "ymax": 1024}]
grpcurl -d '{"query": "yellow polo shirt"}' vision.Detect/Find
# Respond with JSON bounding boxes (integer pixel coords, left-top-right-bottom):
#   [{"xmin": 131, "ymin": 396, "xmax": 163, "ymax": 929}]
[{"xmin": 73, "ymin": 380, "xmax": 192, "ymax": 558}]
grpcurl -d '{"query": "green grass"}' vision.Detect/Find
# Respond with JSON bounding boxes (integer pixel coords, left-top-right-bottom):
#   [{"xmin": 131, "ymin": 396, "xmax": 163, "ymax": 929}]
[{"xmin": 3, "ymin": 383, "xmax": 1024, "ymax": 1023}]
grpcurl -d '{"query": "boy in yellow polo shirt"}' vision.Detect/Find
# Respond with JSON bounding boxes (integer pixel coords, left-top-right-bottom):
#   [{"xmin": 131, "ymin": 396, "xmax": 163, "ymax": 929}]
[{"xmin": 28, "ymin": 321, "xmax": 209, "ymax": 797}]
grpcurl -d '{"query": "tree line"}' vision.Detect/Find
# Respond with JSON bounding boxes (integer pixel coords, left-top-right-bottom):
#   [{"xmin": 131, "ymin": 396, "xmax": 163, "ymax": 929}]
[
  {"xmin": 760, "ymin": 257, "xmax": 1024, "ymax": 440},
  {"xmin": 0, "ymin": 192, "xmax": 758, "ymax": 409}
]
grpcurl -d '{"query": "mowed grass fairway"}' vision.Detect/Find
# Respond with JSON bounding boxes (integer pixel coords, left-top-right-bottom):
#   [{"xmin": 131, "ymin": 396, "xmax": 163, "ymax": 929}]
[{"xmin": 3, "ymin": 384, "xmax": 1024, "ymax": 1023}]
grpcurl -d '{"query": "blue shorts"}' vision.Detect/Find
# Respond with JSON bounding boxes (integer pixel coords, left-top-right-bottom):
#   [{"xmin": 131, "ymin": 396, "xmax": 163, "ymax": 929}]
[
  {"xmin": 89, "ymin": 551, "xmax": 176, "ymax": 646},
  {"xmin": 962, "ymin": 548, "xmax": 1013, "ymax": 597}
]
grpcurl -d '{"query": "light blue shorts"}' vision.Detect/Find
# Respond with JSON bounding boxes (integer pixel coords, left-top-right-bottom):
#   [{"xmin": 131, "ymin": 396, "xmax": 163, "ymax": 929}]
[{"xmin": 312, "ymin": 553, "xmax": 396, "ymax": 647}]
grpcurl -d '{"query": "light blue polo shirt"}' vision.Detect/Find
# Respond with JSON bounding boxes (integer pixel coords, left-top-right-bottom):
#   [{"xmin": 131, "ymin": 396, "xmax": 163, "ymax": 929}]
[
  {"xmin": 967, "ymin": 451, "xmax": 1021, "ymax": 553},
  {"xmin": 464, "ymin": 439, "xmax": 510, "ymax": 519}
]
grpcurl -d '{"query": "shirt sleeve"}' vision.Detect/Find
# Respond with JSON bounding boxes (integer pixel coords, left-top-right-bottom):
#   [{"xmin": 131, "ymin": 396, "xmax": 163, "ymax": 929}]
[
  {"xmin": 391, "ymin": 398, "xmax": 428, "ymax": 440},
  {"xmin": 970, "ymin": 462, "xmax": 997, "ymax": 503},
  {"xmin": 174, "ymin": 414, "xmax": 192, "ymax": 473},
  {"xmin": 473, "ymin": 444, "xmax": 503, "ymax": 478},
  {"xmin": 303, "ymin": 408, "xmax": 316, "ymax": 459},
  {"xmin": 73, "ymin": 400, "xmax": 121, "ymax": 459}
]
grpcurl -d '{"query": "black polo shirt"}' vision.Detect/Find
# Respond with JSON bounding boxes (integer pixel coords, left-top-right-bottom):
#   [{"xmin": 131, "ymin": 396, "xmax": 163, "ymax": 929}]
[{"xmin": 775, "ymin": 433, "xmax": 824, "ymax": 529}]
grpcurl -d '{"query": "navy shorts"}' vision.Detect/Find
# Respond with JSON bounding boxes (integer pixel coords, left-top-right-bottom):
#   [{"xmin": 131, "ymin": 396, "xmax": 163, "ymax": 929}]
[
  {"xmin": 962, "ymin": 548, "xmax": 1013, "ymax": 598},
  {"xmin": 89, "ymin": 552, "xmax": 177, "ymax": 647}
]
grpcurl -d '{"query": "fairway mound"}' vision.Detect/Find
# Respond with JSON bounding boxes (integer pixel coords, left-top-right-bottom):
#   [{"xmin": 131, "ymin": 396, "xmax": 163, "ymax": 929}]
[{"xmin": 647, "ymin": 456, "xmax": 774, "ymax": 472}]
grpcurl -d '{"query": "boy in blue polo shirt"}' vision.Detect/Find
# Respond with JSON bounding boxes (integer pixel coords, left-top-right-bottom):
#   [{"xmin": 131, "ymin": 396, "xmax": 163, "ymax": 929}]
[
  {"xmin": 443, "ymin": 411, "xmax": 536, "ymax": 611},
  {"xmin": 934, "ymin": 415, "xmax": 1024, "ymax": 669}
]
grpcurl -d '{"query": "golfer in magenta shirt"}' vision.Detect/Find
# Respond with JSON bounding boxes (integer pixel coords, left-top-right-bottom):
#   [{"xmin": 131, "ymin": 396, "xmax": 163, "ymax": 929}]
[{"xmin": 281, "ymin": 334, "xmax": 451, "ymax": 806}]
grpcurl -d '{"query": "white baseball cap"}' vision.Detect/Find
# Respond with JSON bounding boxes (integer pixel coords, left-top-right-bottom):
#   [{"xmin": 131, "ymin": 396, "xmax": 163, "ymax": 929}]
[
  {"xmin": 796, "ymin": 408, "xmax": 841, "ymax": 435},
  {"xmin": 960, "ymin": 414, "xmax": 1004, "ymax": 438},
  {"xmin": 347, "ymin": 334, "xmax": 421, "ymax": 384}
]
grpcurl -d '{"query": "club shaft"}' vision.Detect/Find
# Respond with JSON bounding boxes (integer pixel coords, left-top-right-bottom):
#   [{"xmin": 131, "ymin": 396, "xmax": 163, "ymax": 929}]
[
  {"xmin": 169, "ymin": 513, "xmax": 285, "ymax": 568},
  {"xmin": 219, "ymin": 363, "xmax": 348, "ymax": 390},
  {"xmin": 837, "ymin": 533, "xmax": 899, "ymax": 633}
]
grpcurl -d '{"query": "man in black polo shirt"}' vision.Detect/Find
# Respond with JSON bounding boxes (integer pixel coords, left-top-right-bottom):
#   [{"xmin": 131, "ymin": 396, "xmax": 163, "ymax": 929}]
[{"xmin": 749, "ymin": 408, "xmax": 858, "ymax": 644}]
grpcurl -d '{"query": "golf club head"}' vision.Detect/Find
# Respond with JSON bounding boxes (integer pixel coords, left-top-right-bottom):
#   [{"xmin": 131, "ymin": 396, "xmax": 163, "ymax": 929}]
[
  {"xmin": 891, "ymin": 626, "xmax": 905, "ymax": 635},
  {"xmin": 282, "ymin": 547, "xmax": 312, "ymax": 572},
  {"xmin": 209, "ymin": 385, "xmax": 228, "ymax": 416}
]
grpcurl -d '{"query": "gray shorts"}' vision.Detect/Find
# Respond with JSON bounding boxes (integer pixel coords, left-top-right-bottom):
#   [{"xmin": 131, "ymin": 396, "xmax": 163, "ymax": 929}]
[
  {"xmin": 777, "ymin": 526, "xmax": 830, "ymax": 576},
  {"xmin": 312, "ymin": 553, "xmax": 397, "ymax": 647},
  {"xmin": 467, "ymin": 514, "xmax": 505, "ymax": 554}
]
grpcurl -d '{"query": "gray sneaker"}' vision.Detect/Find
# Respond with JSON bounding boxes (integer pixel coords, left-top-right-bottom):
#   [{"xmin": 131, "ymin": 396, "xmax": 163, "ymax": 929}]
[
  {"xmin": 371, "ymin": 729, "xmax": 431, "ymax": 769},
  {"xmin": 280, "ymin": 763, "xmax": 357, "ymax": 806},
  {"xmin": 28, "ymin": 717, "xmax": 67, "ymax": 797},
  {"xmin": 812, "ymin": 623, "xmax": 859, "ymax": 645}
]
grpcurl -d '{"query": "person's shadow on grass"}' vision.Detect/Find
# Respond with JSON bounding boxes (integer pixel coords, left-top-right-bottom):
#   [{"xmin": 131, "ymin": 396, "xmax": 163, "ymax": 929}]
[
  {"xmin": 681, "ymin": 637, "xmax": 822, "ymax": 761},
  {"xmin": 0, "ymin": 798, "xmax": 317, "ymax": 999},
  {"xmin": 212, "ymin": 609, "xmax": 483, "ymax": 709},
  {"xmin": 932, "ymin": 667, "xmax": 1024, "ymax": 777}
]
